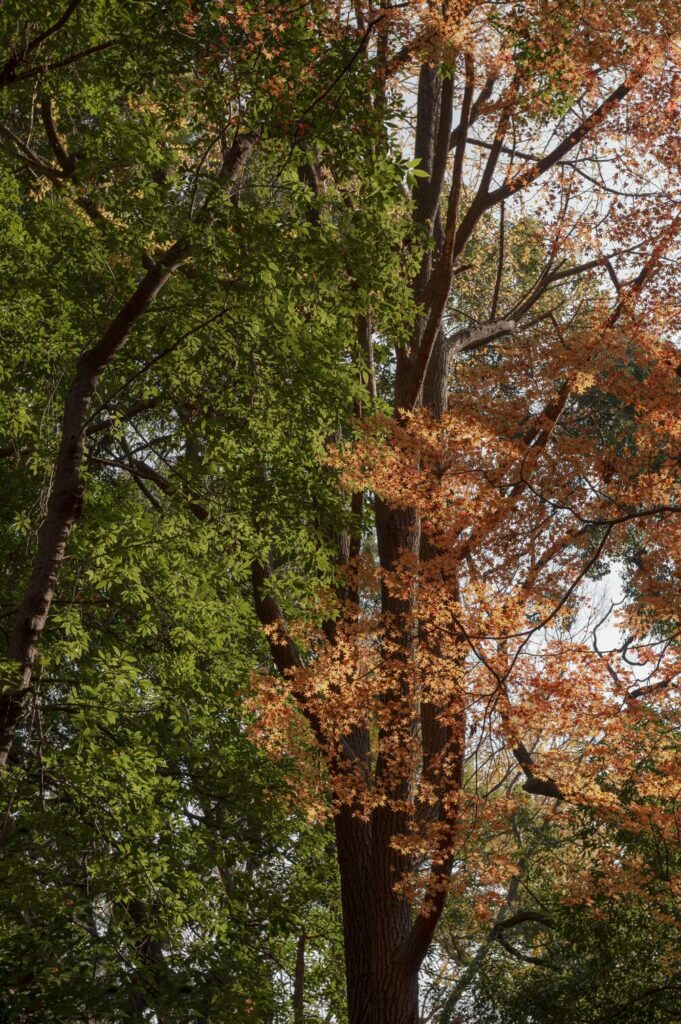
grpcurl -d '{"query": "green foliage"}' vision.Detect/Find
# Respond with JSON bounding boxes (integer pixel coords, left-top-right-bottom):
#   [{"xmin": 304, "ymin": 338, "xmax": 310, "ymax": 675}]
[
  {"xmin": 0, "ymin": 2, "xmax": 414, "ymax": 1020},
  {"xmin": 428, "ymin": 803, "xmax": 681, "ymax": 1024}
]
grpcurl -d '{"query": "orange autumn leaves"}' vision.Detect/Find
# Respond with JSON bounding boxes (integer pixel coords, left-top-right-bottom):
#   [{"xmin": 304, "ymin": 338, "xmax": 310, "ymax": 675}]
[
  {"xmin": 251, "ymin": 330, "xmax": 681, "ymax": 910},
  {"xmin": 244, "ymin": 0, "xmax": 681, "ymax": 923}
]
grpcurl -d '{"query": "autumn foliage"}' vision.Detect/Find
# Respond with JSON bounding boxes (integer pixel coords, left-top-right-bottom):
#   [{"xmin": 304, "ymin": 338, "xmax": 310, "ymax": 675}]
[
  {"xmin": 4, "ymin": 2, "xmax": 681, "ymax": 1023},
  {"xmin": 250, "ymin": 3, "xmax": 681, "ymax": 1021}
]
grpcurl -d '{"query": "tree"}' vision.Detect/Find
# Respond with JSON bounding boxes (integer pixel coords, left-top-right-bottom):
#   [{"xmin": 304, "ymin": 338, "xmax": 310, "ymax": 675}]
[
  {"xmin": 0, "ymin": 2, "xmax": 402, "ymax": 1019},
  {"xmin": 428, "ymin": 797, "xmax": 681, "ymax": 1023},
  {"xmin": 250, "ymin": 5, "xmax": 681, "ymax": 1024},
  {"xmin": 4, "ymin": 3, "xmax": 681, "ymax": 1023}
]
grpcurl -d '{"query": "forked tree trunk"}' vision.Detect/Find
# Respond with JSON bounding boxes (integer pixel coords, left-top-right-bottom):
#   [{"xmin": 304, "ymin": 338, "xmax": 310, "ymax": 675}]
[{"xmin": 255, "ymin": 32, "xmax": 643, "ymax": 1024}]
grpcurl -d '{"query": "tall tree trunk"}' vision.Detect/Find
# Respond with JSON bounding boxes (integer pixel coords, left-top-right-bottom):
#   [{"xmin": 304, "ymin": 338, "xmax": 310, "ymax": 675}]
[
  {"xmin": 371, "ymin": 492, "xmax": 423, "ymax": 1024},
  {"xmin": 335, "ymin": 802, "xmax": 375, "ymax": 1024},
  {"xmin": 370, "ymin": 806, "xmax": 420, "ymax": 1024}
]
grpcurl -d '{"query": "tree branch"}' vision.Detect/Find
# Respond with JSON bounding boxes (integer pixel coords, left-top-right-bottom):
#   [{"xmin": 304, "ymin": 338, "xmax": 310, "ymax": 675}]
[{"xmin": 0, "ymin": 133, "xmax": 257, "ymax": 766}]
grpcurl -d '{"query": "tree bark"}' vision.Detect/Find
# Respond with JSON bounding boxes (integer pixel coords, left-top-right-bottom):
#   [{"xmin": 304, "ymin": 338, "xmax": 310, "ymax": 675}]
[
  {"xmin": 335, "ymin": 801, "xmax": 375, "ymax": 1024},
  {"xmin": 293, "ymin": 933, "xmax": 305, "ymax": 1024},
  {"xmin": 370, "ymin": 805, "xmax": 420, "ymax": 1024},
  {"xmin": 371, "ymin": 492, "xmax": 423, "ymax": 1023}
]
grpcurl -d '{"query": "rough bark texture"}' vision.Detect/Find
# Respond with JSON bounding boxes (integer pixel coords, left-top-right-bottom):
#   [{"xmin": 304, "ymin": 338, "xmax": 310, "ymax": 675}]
[{"xmin": 335, "ymin": 803, "xmax": 374, "ymax": 1024}]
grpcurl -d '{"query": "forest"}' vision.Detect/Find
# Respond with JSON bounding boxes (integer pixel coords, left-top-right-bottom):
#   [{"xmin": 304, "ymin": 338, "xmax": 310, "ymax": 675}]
[{"xmin": 2, "ymin": 2, "xmax": 681, "ymax": 1022}]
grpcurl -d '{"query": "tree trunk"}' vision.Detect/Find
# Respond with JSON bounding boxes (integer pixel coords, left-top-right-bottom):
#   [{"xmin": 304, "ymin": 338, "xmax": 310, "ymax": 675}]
[
  {"xmin": 335, "ymin": 805, "xmax": 375, "ymax": 1024},
  {"xmin": 370, "ymin": 805, "xmax": 420, "ymax": 1024},
  {"xmin": 369, "ymin": 493, "xmax": 422, "ymax": 1024},
  {"xmin": 337, "ymin": 801, "xmax": 420, "ymax": 1024},
  {"xmin": 293, "ymin": 933, "xmax": 305, "ymax": 1024}
]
